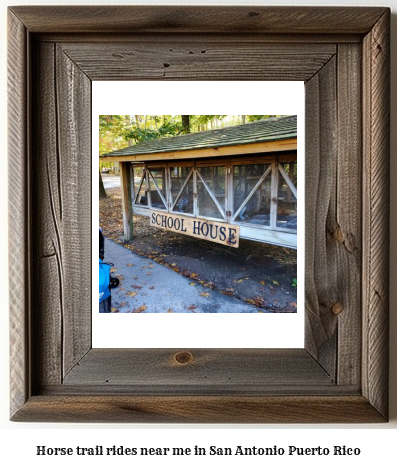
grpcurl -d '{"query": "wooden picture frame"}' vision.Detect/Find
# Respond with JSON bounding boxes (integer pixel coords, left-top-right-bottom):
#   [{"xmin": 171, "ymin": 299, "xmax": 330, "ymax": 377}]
[{"xmin": 8, "ymin": 6, "xmax": 390, "ymax": 423}]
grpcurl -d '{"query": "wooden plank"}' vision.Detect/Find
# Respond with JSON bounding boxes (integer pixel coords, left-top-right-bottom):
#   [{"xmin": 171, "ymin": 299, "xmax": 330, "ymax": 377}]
[
  {"xmin": 8, "ymin": 10, "xmax": 30, "ymax": 417},
  {"xmin": 63, "ymin": 349, "xmax": 331, "ymax": 387},
  {"xmin": 335, "ymin": 43, "xmax": 362, "ymax": 386},
  {"xmin": 150, "ymin": 211, "xmax": 239, "ymax": 247},
  {"xmin": 31, "ymin": 42, "xmax": 93, "ymax": 385},
  {"xmin": 120, "ymin": 162, "xmax": 133, "ymax": 241},
  {"xmin": 102, "ymin": 139, "xmax": 298, "ymax": 163},
  {"xmin": 362, "ymin": 10, "xmax": 390, "ymax": 419},
  {"xmin": 55, "ymin": 45, "xmax": 92, "ymax": 378},
  {"xmin": 270, "ymin": 162, "xmax": 279, "ymax": 229},
  {"xmin": 239, "ymin": 225, "xmax": 297, "ymax": 248},
  {"xmin": 59, "ymin": 43, "xmax": 334, "ymax": 82},
  {"xmin": 31, "ymin": 33, "xmax": 362, "ymax": 45},
  {"xmin": 31, "ymin": 42, "xmax": 63, "ymax": 387},
  {"xmin": 9, "ymin": 6, "xmax": 387, "ymax": 34},
  {"xmin": 12, "ymin": 396, "xmax": 385, "ymax": 424},
  {"xmin": 134, "ymin": 205, "xmax": 298, "ymax": 247},
  {"xmin": 304, "ymin": 56, "xmax": 338, "ymax": 378}
]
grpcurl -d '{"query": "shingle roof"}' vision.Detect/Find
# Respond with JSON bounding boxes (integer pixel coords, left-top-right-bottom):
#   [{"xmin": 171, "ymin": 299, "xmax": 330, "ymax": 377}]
[{"xmin": 102, "ymin": 115, "xmax": 297, "ymax": 158}]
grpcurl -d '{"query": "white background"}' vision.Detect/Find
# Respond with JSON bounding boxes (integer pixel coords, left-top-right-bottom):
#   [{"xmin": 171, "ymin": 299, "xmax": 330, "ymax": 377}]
[
  {"xmin": 92, "ymin": 81, "xmax": 305, "ymax": 348},
  {"xmin": 1, "ymin": 0, "xmax": 396, "ymax": 470}
]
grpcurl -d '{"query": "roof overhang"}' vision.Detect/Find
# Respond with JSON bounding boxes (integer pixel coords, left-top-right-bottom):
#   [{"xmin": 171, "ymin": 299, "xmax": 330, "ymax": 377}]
[{"xmin": 100, "ymin": 138, "xmax": 297, "ymax": 163}]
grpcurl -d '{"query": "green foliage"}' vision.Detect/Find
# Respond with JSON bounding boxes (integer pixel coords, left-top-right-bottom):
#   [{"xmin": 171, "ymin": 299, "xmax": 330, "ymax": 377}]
[
  {"xmin": 247, "ymin": 115, "xmax": 276, "ymax": 122},
  {"xmin": 99, "ymin": 115, "xmax": 278, "ymax": 155},
  {"xmin": 291, "ymin": 278, "xmax": 297, "ymax": 287},
  {"xmin": 123, "ymin": 116, "xmax": 182, "ymax": 143}
]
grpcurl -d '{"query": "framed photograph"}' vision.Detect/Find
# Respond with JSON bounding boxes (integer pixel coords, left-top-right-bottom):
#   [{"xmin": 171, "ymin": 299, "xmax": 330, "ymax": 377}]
[
  {"xmin": 94, "ymin": 87, "xmax": 304, "ymax": 347},
  {"xmin": 8, "ymin": 6, "xmax": 390, "ymax": 423}
]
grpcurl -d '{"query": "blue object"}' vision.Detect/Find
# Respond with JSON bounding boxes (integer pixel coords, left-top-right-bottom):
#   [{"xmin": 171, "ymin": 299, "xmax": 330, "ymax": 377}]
[{"xmin": 99, "ymin": 260, "xmax": 111, "ymax": 302}]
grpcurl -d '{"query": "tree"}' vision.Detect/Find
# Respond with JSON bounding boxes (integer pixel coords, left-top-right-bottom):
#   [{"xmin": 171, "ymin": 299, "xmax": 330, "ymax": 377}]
[
  {"xmin": 98, "ymin": 114, "xmax": 277, "ymax": 198},
  {"xmin": 99, "ymin": 169, "xmax": 107, "ymax": 198},
  {"xmin": 181, "ymin": 115, "xmax": 190, "ymax": 134},
  {"xmin": 99, "ymin": 115, "xmax": 275, "ymax": 152}
]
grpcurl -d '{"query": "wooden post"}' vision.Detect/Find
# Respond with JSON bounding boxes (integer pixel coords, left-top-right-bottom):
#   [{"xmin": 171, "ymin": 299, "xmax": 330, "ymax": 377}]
[
  {"xmin": 270, "ymin": 161, "xmax": 279, "ymax": 229},
  {"xmin": 120, "ymin": 162, "xmax": 133, "ymax": 241}
]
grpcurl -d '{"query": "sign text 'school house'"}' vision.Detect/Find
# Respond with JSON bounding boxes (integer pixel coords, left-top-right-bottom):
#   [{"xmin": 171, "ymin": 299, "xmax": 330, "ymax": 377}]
[{"xmin": 101, "ymin": 116, "xmax": 297, "ymax": 248}]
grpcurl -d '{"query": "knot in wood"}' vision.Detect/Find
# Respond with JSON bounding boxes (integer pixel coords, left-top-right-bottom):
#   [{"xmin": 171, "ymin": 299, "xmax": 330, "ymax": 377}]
[
  {"xmin": 333, "ymin": 225, "xmax": 344, "ymax": 244},
  {"xmin": 174, "ymin": 351, "xmax": 193, "ymax": 365},
  {"xmin": 331, "ymin": 302, "xmax": 344, "ymax": 316}
]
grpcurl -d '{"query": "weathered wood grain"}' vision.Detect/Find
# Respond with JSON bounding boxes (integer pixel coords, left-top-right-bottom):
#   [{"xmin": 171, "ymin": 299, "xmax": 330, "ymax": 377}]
[
  {"xmin": 9, "ymin": 6, "xmax": 387, "ymax": 34},
  {"xmin": 31, "ymin": 42, "xmax": 63, "ymax": 388},
  {"xmin": 63, "ymin": 349, "xmax": 332, "ymax": 389},
  {"xmin": 33, "ymin": 33, "xmax": 363, "ymax": 45},
  {"xmin": 8, "ymin": 9, "xmax": 29, "ymax": 419},
  {"xmin": 8, "ymin": 6, "xmax": 390, "ymax": 423},
  {"xmin": 30, "ymin": 42, "xmax": 92, "ymax": 387},
  {"xmin": 335, "ymin": 43, "xmax": 362, "ymax": 386},
  {"xmin": 12, "ymin": 396, "xmax": 385, "ymax": 424},
  {"xmin": 60, "ymin": 43, "xmax": 335, "ymax": 82},
  {"xmin": 304, "ymin": 56, "xmax": 338, "ymax": 378},
  {"xmin": 55, "ymin": 45, "xmax": 92, "ymax": 377},
  {"xmin": 362, "ymin": 9, "xmax": 390, "ymax": 419}
]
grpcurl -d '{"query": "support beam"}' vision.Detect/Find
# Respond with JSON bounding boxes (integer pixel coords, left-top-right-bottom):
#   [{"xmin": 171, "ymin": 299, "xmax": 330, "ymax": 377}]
[{"xmin": 120, "ymin": 162, "xmax": 133, "ymax": 241}]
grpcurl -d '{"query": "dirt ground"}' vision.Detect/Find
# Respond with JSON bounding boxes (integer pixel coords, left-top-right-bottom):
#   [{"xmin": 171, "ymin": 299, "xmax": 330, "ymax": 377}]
[{"xmin": 100, "ymin": 187, "xmax": 297, "ymax": 312}]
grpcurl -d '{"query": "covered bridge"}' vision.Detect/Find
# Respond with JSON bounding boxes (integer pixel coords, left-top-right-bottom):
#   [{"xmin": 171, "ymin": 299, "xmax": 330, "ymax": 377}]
[{"xmin": 101, "ymin": 115, "xmax": 298, "ymax": 249}]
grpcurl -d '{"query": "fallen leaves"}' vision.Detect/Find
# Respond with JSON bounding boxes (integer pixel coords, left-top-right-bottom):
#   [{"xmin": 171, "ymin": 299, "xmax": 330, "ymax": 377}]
[
  {"xmin": 199, "ymin": 292, "xmax": 210, "ymax": 298},
  {"xmin": 222, "ymin": 288, "xmax": 234, "ymax": 296},
  {"xmin": 132, "ymin": 304, "xmax": 147, "ymax": 313},
  {"xmin": 126, "ymin": 291, "xmax": 138, "ymax": 297},
  {"xmin": 100, "ymin": 187, "xmax": 297, "ymax": 313},
  {"xmin": 166, "ymin": 308, "xmax": 174, "ymax": 313},
  {"xmin": 245, "ymin": 297, "xmax": 266, "ymax": 307}
]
